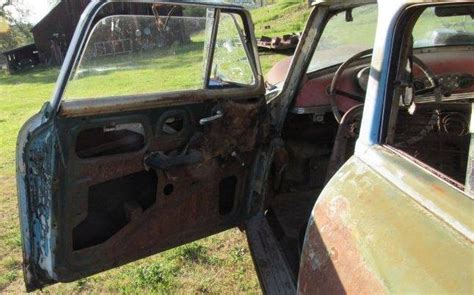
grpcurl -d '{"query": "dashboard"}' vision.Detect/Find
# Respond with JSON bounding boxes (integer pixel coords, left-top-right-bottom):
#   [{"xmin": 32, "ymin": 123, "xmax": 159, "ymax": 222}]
[{"xmin": 291, "ymin": 47, "xmax": 474, "ymax": 114}]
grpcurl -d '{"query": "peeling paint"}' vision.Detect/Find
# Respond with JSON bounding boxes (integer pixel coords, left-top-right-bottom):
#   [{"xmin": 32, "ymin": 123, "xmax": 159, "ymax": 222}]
[{"xmin": 299, "ymin": 155, "xmax": 474, "ymax": 294}]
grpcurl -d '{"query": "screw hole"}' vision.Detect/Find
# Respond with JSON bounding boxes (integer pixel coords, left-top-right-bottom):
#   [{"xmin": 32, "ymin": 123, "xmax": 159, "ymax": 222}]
[{"xmin": 163, "ymin": 184, "xmax": 174, "ymax": 195}]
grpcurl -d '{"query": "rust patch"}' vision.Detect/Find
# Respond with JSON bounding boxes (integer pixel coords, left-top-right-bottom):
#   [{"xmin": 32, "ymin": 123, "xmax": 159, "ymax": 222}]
[
  {"xmin": 200, "ymin": 99, "xmax": 268, "ymax": 160},
  {"xmin": 298, "ymin": 196, "xmax": 386, "ymax": 294}
]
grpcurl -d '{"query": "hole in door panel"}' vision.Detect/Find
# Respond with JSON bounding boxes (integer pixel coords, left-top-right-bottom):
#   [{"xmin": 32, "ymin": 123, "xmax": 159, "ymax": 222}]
[
  {"xmin": 162, "ymin": 117, "xmax": 184, "ymax": 135},
  {"xmin": 73, "ymin": 170, "xmax": 157, "ymax": 250},
  {"xmin": 75, "ymin": 123, "xmax": 145, "ymax": 158},
  {"xmin": 219, "ymin": 176, "xmax": 237, "ymax": 215},
  {"xmin": 157, "ymin": 109, "xmax": 189, "ymax": 137}
]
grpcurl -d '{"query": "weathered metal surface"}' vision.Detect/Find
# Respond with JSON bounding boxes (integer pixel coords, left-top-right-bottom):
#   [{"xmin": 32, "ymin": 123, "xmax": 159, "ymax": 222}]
[
  {"xmin": 363, "ymin": 146, "xmax": 474, "ymax": 239},
  {"xmin": 311, "ymin": 0, "xmax": 375, "ymax": 9},
  {"xmin": 16, "ymin": 108, "xmax": 57, "ymax": 291},
  {"xmin": 466, "ymin": 104, "xmax": 474, "ymax": 195},
  {"xmin": 19, "ymin": 0, "xmax": 268, "ymax": 289},
  {"xmin": 18, "ymin": 0, "xmax": 474, "ymax": 293},
  {"xmin": 299, "ymin": 148, "xmax": 473, "ymax": 294},
  {"xmin": 268, "ymin": 5, "xmax": 330, "ymax": 132},
  {"xmin": 246, "ymin": 214, "xmax": 297, "ymax": 294},
  {"xmin": 200, "ymin": 99, "xmax": 267, "ymax": 159},
  {"xmin": 58, "ymin": 78, "xmax": 265, "ymax": 118}
]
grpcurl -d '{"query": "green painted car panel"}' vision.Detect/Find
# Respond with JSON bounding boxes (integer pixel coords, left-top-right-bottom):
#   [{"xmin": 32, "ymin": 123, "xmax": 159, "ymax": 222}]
[{"xmin": 298, "ymin": 146, "xmax": 473, "ymax": 294}]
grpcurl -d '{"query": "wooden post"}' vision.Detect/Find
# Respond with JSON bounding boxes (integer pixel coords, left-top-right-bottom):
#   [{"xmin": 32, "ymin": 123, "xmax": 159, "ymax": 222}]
[{"xmin": 465, "ymin": 103, "xmax": 474, "ymax": 195}]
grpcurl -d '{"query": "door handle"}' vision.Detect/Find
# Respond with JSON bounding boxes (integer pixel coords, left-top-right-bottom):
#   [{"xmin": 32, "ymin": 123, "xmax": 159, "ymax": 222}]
[
  {"xmin": 199, "ymin": 110, "xmax": 224, "ymax": 125},
  {"xmin": 145, "ymin": 150, "xmax": 202, "ymax": 170}
]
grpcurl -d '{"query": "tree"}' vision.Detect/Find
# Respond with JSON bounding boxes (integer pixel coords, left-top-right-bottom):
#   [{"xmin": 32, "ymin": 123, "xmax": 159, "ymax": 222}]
[
  {"xmin": 1, "ymin": 0, "xmax": 30, "ymax": 22},
  {"xmin": 0, "ymin": 0, "xmax": 33, "ymax": 52}
]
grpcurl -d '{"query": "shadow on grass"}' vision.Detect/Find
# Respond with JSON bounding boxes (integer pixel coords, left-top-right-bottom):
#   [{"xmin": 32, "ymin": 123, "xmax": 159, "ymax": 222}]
[
  {"xmin": 0, "ymin": 65, "xmax": 60, "ymax": 86},
  {"xmin": 0, "ymin": 41, "xmax": 205, "ymax": 86}
]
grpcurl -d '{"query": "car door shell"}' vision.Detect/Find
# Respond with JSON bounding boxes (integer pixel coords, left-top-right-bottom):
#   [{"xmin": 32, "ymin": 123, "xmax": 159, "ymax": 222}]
[{"xmin": 16, "ymin": 1, "xmax": 267, "ymax": 291}]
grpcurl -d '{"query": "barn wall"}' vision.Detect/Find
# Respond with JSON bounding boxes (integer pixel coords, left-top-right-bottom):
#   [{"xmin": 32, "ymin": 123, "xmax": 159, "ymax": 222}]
[
  {"xmin": 31, "ymin": 1, "xmax": 178, "ymax": 65},
  {"xmin": 32, "ymin": 0, "xmax": 91, "ymax": 64}
]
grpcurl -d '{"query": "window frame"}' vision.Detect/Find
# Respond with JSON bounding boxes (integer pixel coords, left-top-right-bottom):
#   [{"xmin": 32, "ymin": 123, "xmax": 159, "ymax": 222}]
[
  {"xmin": 205, "ymin": 9, "xmax": 257, "ymax": 88},
  {"xmin": 50, "ymin": 0, "xmax": 264, "ymax": 117},
  {"xmin": 304, "ymin": 3, "xmax": 379, "ymax": 75},
  {"xmin": 378, "ymin": 2, "xmax": 474, "ymax": 191}
]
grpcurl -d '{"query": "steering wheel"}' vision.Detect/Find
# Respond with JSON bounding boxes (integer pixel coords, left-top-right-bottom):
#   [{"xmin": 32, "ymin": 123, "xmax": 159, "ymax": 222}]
[{"xmin": 328, "ymin": 48, "xmax": 438, "ymax": 123}]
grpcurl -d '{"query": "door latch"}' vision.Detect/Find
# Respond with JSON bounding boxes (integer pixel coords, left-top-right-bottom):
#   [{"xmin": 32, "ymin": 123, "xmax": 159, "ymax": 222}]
[{"xmin": 199, "ymin": 109, "xmax": 224, "ymax": 125}]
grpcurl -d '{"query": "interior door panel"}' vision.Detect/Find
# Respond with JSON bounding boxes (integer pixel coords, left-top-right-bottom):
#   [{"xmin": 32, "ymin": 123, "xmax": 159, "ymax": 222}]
[{"xmin": 45, "ymin": 96, "xmax": 266, "ymax": 280}]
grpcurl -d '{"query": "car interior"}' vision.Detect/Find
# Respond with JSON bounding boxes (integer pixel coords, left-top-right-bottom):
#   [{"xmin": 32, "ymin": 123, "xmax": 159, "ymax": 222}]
[{"xmin": 263, "ymin": 3, "xmax": 474, "ymax": 280}]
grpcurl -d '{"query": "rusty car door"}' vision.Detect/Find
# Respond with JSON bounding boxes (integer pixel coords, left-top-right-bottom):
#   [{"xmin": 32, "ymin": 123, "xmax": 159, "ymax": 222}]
[
  {"xmin": 16, "ymin": 1, "xmax": 267, "ymax": 291},
  {"xmin": 298, "ymin": 1, "xmax": 474, "ymax": 293}
]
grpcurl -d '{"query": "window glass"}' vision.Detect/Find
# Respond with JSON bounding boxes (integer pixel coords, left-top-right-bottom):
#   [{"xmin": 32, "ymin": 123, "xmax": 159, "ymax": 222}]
[
  {"xmin": 209, "ymin": 13, "xmax": 255, "ymax": 87},
  {"xmin": 63, "ymin": 4, "xmax": 256, "ymax": 100},
  {"xmin": 389, "ymin": 104, "xmax": 472, "ymax": 186},
  {"xmin": 307, "ymin": 4, "xmax": 378, "ymax": 73},
  {"xmin": 64, "ymin": 10, "xmax": 207, "ymax": 100},
  {"xmin": 413, "ymin": 7, "xmax": 474, "ymax": 48}
]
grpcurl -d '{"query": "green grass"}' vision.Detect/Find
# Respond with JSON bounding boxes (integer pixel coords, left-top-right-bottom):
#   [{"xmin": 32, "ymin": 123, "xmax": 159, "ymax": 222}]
[
  {"xmin": 251, "ymin": 0, "xmax": 309, "ymax": 74},
  {"xmin": 66, "ymin": 43, "xmax": 206, "ymax": 99},
  {"xmin": 0, "ymin": 1, "xmax": 309, "ymax": 292},
  {"xmin": 251, "ymin": 0, "xmax": 310, "ymax": 37}
]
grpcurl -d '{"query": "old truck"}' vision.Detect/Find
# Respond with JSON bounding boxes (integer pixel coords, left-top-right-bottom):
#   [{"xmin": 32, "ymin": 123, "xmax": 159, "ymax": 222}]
[{"xmin": 17, "ymin": 0, "xmax": 473, "ymax": 293}]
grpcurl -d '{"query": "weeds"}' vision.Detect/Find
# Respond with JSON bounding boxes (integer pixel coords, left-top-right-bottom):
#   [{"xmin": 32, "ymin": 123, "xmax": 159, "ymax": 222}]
[{"xmin": 133, "ymin": 261, "xmax": 177, "ymax": 293}]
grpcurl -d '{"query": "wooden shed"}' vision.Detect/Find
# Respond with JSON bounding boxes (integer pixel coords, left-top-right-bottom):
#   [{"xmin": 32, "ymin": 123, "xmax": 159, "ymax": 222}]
[
  {"xmin": 2, "ymin": 44, "xmax": 40, "ymax": 73},
  {"xmin": 31, "ymin": 0, "xmax": 88, "ymax": 65}
]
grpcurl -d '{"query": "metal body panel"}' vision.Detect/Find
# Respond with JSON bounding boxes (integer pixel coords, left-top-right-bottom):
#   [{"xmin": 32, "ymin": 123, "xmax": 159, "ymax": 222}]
[
  {"xmin": 298, "ymin": 146, "xmax": 473, "ymax": 294},
  {"xmin": 16, "ymin": 108, "xmax": 57, "ymax": 290},
  {"xmin": 59, "ymin": 80, "xmax": 265, "ymax": 118},
  {"xmin": 19, "ymin": 96, "xmax": 268, "ymax": 290}
]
